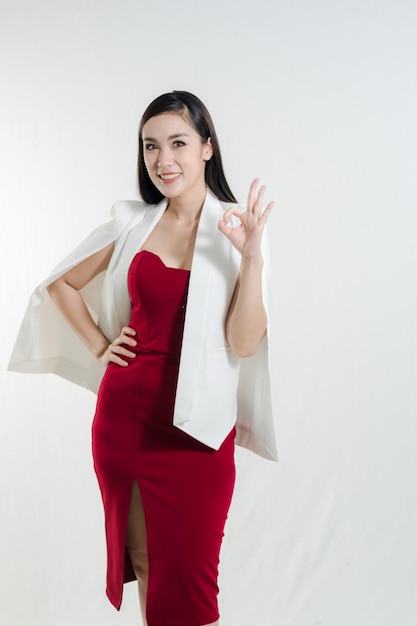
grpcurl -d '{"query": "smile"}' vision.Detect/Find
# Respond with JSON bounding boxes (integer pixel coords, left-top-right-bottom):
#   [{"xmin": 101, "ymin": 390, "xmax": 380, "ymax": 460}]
[{"xmin": 159, "ymin": 173, "xmax": 182, "ymax": 181}]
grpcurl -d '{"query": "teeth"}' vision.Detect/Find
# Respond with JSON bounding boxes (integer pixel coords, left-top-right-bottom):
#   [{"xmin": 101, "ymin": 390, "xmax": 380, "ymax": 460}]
[{"xmin": 160, "ymin": 173, "xmax": 181, "ymax": 180}]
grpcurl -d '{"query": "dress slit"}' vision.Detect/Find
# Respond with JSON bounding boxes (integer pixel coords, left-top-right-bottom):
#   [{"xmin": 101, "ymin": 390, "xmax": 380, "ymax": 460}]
[{"xmin": 124, "ymin": 479, "xmax": 149, "ymax": 586}]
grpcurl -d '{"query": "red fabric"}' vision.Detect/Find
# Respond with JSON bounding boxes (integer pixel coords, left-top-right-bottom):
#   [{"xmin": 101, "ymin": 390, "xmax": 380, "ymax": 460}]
[{"xmin": 92, "ymin": 250, "xmax": 236, "ymax": 626}]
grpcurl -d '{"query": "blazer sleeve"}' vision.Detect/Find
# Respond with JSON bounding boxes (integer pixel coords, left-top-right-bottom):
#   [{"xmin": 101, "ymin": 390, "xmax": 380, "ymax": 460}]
[
  {"xmin": 235, "ymin": 228, "xmax": 278, "ymax": 461},
  {"xmin": 7, "ymin": 201, "xmax": 145, "ymax": 393}
]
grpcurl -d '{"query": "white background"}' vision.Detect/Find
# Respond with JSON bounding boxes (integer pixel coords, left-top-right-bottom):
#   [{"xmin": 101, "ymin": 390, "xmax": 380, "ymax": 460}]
[{"xmin": 1, "ymin": 1, "xmax": 417, "ymax": 625}]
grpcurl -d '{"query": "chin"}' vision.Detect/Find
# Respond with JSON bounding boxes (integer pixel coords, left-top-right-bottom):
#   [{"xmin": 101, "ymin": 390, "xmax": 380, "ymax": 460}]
[
  {"xmin": 156, "ymin": 189, "xmax": 176, "ymax": 199},
  {"xmin": 151, "ymin": 180, "xmax": 182, "ymax": 199},
  {"xmin": 159, "ymin": 186, "xmax": 184, "ymax": 199}
]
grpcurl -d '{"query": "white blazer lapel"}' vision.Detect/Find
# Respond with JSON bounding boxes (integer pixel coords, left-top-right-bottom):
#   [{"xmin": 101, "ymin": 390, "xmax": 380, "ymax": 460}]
[
  {"xmin": 173, "ymin": 190, "xmax": 221, "ymax": 423},
  {"xmin": 99, "ymin": 198, "xmax": 168, "ymax": 340}
]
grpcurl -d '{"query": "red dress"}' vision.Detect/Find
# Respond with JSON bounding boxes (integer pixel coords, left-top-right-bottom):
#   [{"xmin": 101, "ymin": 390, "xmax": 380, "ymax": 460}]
[{"xmin": 92, "ymin": 250, "xmax": 236, "ymax": 626}]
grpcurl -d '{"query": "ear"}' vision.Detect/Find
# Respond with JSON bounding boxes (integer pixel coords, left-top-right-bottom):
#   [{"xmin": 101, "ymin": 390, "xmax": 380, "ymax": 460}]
[{"xmin": 203, "ymin": 137, "xmax": 213, "ymax": 161}]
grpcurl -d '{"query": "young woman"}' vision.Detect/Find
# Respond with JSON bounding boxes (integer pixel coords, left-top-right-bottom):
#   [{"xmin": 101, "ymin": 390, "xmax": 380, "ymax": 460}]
[{"xmin": 9, "ymin": 91, "xmax": 278, "ymax": 626}]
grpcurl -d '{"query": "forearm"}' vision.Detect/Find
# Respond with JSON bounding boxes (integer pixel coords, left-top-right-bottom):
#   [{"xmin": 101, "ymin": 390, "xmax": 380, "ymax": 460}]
[
  {"xmin": 226, "ymin": 256, "xmax": 267, "ymax": 357},
  {"xmin": 47, "ymin": 279, "xmax": 109, "ymax": 359}
]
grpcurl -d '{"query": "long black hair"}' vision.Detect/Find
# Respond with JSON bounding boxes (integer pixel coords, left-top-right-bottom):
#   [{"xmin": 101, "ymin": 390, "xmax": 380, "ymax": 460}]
[{"xmin": 138, "ymin": 91, "xmax": 237, "ymax": 204}]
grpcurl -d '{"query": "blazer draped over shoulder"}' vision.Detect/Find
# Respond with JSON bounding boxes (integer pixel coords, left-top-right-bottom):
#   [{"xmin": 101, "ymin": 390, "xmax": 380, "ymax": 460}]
[{"xmin": 8, "ymin": 189, "xmax": 278, "ymax": 461}]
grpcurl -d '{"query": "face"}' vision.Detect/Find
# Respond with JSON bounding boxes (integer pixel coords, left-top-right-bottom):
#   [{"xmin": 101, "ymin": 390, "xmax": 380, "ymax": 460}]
[{"xmin": 142, "ymin": 112, "xmax": 213, "ymax": 203}]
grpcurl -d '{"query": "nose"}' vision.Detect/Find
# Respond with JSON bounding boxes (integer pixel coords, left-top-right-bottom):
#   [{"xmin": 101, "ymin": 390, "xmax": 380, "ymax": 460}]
[{"xmin": 157, "ymin": 145, "xmax": 173, "ymax": 167}]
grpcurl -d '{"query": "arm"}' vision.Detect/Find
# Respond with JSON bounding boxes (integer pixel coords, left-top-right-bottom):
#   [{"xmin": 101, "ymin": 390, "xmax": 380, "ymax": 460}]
[
  {"xmin": 225, "ymin": 256, "xmax": 266, "ymax": 357},
  {"xmin": 46, "ymin": 243, "xmax": 136, "ymax": 366},
  {"xmin": 218, "ymin": 179, "xmax": 273, "ymax": 357}
]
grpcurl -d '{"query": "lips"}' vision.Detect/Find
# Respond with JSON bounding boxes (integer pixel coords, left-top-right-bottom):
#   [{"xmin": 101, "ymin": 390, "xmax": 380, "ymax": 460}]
[{"xmin": 159, "ymin": 172, "xmax": 182, "ymax": 181}]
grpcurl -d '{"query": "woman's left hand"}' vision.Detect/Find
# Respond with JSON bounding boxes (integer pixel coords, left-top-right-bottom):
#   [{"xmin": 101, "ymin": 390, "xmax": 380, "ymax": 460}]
[{"xmin": 218, "ymin": 178, "xmax": 274, "ymax": 259}]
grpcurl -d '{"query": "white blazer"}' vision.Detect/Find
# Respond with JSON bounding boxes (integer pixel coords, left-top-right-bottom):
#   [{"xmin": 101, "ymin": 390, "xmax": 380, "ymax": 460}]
[{"xmin": 8, "ymin": 189, "xmax": 278, "ymax": 461}]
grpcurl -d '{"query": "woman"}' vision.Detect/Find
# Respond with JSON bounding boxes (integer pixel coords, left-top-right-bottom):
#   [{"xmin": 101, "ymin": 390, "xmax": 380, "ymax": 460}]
[{"xmin": 9, "ymin": 91, "xmax": 277, "ymax": 626}]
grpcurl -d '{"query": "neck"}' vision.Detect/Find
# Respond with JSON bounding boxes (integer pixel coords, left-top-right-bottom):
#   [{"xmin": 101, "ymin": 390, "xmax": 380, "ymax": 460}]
[{"xmin": 165, "ymin": 187, "xmax": 207, "ymax": 222}]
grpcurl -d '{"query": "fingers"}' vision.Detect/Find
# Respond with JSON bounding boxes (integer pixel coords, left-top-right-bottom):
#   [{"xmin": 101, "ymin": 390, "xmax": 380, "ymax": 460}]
[
  {"xmin": 218, "ymin": 206, "xmax": 244, "ymax": 236},
  {"xmin": 118, "ymin": 326, "xmax": 137, "ymax": 347},
  {"xmin": 223, "ymin": 179, "xmax": 273, "ymax": 224},
  {"xmin": 222, "ymin": 206, "xmax": 244, "ymax": 222},
  {"xmin": 247, "ymin": 178, "xmax": 260, "ymax": 211},
  {"xmin": 102, "ymin": 326, "xmax": 137, "ymax": 367},
  {"xmin": 254, "ymin": 185, "xmax": 266, "ymax": 218},
  {"xmin": 258, "ymin": 200, "xmax": 275, "ymax": 225},
  {"xmin": 248, "ymin": 178, "xmax": 274, "ymax": 221}
]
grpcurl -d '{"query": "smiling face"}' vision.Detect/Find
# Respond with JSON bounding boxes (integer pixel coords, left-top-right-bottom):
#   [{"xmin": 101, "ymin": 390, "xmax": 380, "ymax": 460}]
[{"xmin": 142, "ymin": 112, "xmax": 213, "ymax": 206}]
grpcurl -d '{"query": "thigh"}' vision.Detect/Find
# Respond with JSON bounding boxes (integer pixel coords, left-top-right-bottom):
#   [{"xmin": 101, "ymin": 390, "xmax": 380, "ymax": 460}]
[{"xmin": 125, "ymin": 481, "xmax": 148, "ymax": 568}]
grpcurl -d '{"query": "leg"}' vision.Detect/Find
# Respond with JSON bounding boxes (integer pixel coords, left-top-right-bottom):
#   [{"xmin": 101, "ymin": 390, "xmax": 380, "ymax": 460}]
[{"xmin": 126, "ymin": 481, "xmax": 149, "ymax": 625}]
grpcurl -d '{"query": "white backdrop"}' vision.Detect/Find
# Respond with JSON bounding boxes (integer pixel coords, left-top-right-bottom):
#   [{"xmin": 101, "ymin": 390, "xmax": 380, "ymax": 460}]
[{"xmin": 1, "ymin": 1, "xmax": 417, "ymax": 625}]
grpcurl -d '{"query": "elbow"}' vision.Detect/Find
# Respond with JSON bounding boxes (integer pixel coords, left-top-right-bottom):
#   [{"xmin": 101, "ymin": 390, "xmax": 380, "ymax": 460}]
[
  {"xmin": 46, "ymin": 281, "xmax": 56, "ymax": 297},
  {"xmin": 46, "ymin": 279, "xmax": 61, "ymax": 299},
  {"xmin": 237, "ymin": 347, "xmax": 257, "ymax": 358},
  {"xmin": 46, "ymin": 277, "xmax": 70, "ymax": 301},
  {"xmin": 229, "ymin": 340, "xmax": 261, "ymax": 358},
  {"xmin": 228, "ymin": 330, "xmax": 266, "ymax": 358}
]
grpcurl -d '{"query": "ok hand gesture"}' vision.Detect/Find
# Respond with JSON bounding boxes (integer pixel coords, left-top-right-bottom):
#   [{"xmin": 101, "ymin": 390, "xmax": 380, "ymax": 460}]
[{"xmin": 217, "ymin": 178, "xmax": 274, "ymax": 259}]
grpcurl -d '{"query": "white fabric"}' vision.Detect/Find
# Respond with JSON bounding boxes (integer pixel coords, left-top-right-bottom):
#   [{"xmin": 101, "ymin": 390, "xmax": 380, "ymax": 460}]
[{"xmin": 8, "ymin": 189, "xmax": 277, "ymax": 460}]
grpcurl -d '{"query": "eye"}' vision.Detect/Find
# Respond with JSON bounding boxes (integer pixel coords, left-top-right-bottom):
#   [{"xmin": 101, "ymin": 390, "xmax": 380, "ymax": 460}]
[
  {"xmin": 173, "ymin": 140, "xmax": 185, "ymax": 148},
  {"xmin": 144, "ymin": 143, "xmax": 158, "ymax": 151}
]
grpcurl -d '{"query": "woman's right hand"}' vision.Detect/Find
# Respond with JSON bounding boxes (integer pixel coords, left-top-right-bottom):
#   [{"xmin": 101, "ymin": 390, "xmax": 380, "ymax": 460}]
[{"xmin": 99, "ymin": 326, "xmax": 137, "ymax": 367}]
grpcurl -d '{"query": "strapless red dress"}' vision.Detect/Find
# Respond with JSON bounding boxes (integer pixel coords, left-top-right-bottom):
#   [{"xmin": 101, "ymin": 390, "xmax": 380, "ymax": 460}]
[{"xmin": 92, "ymin": 250, "xmax": 236, "ymax": 626}]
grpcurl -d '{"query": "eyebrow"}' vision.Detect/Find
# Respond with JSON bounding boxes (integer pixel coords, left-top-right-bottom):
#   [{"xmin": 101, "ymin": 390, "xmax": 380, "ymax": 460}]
[{"xmin": 142, "ymin": 133, "xmax": 190, "ymax": 141}]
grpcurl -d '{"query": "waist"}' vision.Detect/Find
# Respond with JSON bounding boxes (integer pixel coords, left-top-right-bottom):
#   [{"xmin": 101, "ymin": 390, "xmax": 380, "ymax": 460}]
[
  {"xmin": 126, "ymin": 321, "xmax": 184, "ymax": 358},
  {"xmin": 124, "ymin": 343, "xmax": 182, "ymax": 360}
]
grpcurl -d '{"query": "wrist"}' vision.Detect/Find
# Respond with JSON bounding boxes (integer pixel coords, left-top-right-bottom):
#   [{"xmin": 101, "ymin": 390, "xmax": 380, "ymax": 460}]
[
  {"xmin": 241, "ymin": 254, "xmax": 264, "ymax": 270},
  {"xmin": 93, "ymin": 338, "xmax": 110, "ymax": 361}
]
